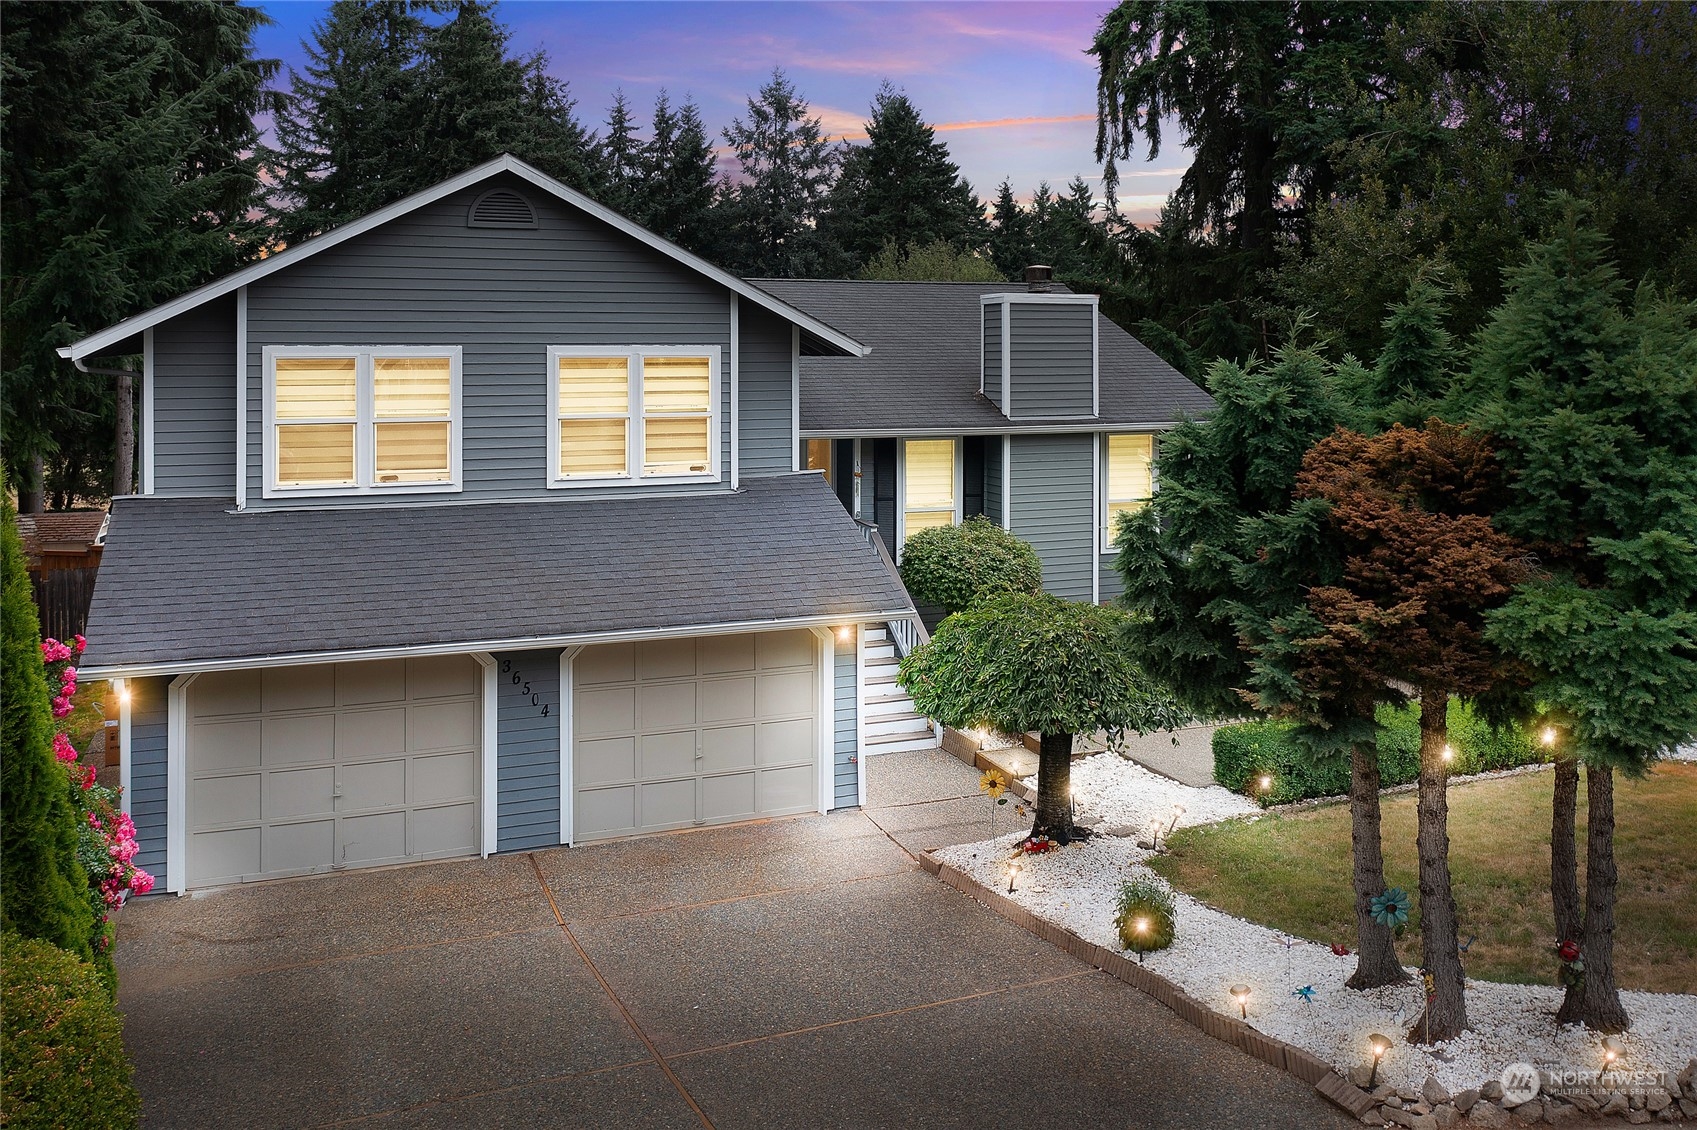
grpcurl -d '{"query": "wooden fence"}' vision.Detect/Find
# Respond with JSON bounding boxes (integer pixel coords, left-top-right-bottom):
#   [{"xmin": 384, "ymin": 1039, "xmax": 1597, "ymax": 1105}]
[{"xmin": 30, "ymin": 558, "xmax": 101, "ymax": 643}]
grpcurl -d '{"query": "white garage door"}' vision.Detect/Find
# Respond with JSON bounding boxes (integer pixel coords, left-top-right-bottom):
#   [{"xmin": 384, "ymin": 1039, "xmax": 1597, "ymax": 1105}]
[
  {"xmin": 186, "ymin": 656, "xmax": 481, "ymax": 886},
  {"xmin": 574, "ymin": 630, "xmax": 819, "ymax": 841}
]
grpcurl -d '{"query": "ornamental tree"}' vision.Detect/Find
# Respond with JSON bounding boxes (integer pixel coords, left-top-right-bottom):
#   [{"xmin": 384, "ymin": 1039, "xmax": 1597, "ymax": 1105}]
[
  {"xmin": 898, "ymin": 517, "xmax": 1042, "ymax": 615},
  {"xmin": 1464, "ymin": 208, "xmax": 1697, "ymax": 1032},
  {"xmin": 898, "ymin": 594, "xmax": 1185, "ymax": 843},
  {"xmin": 1291, "ymin": 421, "xmax": 1531, "ymax": 1043}
]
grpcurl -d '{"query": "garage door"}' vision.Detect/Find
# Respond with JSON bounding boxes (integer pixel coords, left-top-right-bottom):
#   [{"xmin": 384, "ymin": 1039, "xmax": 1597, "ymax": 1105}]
[
  {"xmin": 574, "ymin": 630, "xmax": 819, "ymax": 841},
  {"xmin": 186, "ymin": 656, "xmax": 480, "ymax": 886}
]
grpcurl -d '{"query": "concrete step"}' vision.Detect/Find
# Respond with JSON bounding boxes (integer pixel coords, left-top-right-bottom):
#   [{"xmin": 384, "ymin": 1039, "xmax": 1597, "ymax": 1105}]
[
  {"xmin": 863, "ymin": 732, "xmax": 940, "ymax": 755},
  {"xmin": 863, "ymin": 691, "xmax": 915, "ymax": 709},
  {"xmin": 865, "ymin": 711, "xmax": 934, "ymax": 738}
]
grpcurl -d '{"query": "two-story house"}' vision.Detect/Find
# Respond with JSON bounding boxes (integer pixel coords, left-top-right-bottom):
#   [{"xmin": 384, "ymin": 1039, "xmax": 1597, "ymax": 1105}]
[{"xmin": 61, "ymin": 155, "xmax": 1208, "ymax": 893}]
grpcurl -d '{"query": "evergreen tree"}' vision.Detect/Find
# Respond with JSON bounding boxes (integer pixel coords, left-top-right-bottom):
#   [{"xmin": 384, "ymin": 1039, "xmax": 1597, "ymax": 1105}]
[
  {"xmin": 639, "ymin": 92, "xmax": 717, "ymax": 252},
  {"xmin": 988, "ymin": 179, "xmax": 1034, "ymax": 279},
  {"xmin": 598, "ymin": 90, "xmax": 643, "ymax": 219},
  {"xmin": 823, "ymin": 84, "xmax": 986, "ymax": 271},
  {"xmin": 857, "ymin": 240, "xmax": 1003, "ymax": 282},
  {"xmin": 1, "ymin": 481, "xmax": 95, "ymax": 958},
  {"xmin": 2, "ymin": 1, "xmax": 277, "ymax": 505},
  {"xmin": 718, "ymin": 69, "xmax": 839, "ymax": 277},
  {"xmin": 1467, "ymin": 208, "xmax": 1697, "ymax": 1032}
]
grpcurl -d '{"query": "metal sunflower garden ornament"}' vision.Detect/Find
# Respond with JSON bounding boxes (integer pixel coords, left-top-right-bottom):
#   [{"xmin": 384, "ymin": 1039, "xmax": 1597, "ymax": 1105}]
[
  {"xmin": 979, "ymin": 768, "xmax": 1011, "ymax": 836},
  {"xmin": 1370, "ymin": 887, "xmax": 1412, "ymax": 937}
]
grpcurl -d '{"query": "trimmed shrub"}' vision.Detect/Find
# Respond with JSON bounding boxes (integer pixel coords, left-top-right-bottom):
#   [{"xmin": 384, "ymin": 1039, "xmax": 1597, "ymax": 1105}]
[
  {"xmin": 1, "ymin": 483, "xmax": 96, "ymax": 959},
  {"xmin": 898, "ymin": 516, "xmax": 1043, "ymax": 613},
  {"xmin": 1, "ymin": 932, "xmax": 139, "ymax": 1129},
  {"xmin": 1213, "ymin": 700, "xmax": 1546, "ymax": 806},
  {"xmin": 1114, "ymin": 877, "xmax": 1177, "ymax": 954}
]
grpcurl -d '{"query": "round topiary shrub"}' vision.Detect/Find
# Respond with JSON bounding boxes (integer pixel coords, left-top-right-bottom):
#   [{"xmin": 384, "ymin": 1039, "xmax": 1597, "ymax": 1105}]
[
  {"xmin": 1113, "ymin": 876, "xmax": 1177, "ymax": 955},
  {"xmin": 1, "ymin": 931, "xmax": 140, "ymax": 1129},
  {"xmin": 898, "ymin": 516, "xmax": 1043, "ymax": 614}
]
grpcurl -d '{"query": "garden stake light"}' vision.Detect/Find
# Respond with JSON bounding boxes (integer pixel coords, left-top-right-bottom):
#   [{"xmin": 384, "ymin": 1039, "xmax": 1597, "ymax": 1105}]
[
  {"xmin": 1258, "ymin": 774, "xmax": 1272, "ymax": 795},
  {"xmin": 1167, "ymin": 803, "xmax": 1185, "ymax": 836},
  {"xmin": 1541, "ymin": 726, "xmax": 1557, "ymax": 748},
  {"xmin": 1368, "ymin": 1034, "xmax": 1390, "ymax": 1087},
  {"xmin": 1133, "ymin": 916, "xmax": 1149, "ymax": 962},
  {"xmin": 1602, "ymin": 1037, "xmax": 1623, "ymax": 1071},
  {"xmin": 1230, "ymin": 984, "xmax": 1250, "ymax": 1019}
]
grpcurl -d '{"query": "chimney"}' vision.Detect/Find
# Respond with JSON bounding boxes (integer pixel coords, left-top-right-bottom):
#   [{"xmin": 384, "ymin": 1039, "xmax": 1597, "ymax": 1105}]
[{"xmin": 1023, "ymin": 264, "xmax": 1054, "ymax": 293}]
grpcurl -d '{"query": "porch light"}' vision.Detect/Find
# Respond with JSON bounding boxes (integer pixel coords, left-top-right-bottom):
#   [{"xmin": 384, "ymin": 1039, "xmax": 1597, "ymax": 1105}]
[
  {"xmin": 1230, "ymin": 984, "xmax": 1251, "ymax": 1018},
  {"xmin": 117, "ymin": 684, "xmax": 132, "ymax": 706},
  {"xmin": 835, "ymin": 625, "xmax": 852, "ymax": 642}
]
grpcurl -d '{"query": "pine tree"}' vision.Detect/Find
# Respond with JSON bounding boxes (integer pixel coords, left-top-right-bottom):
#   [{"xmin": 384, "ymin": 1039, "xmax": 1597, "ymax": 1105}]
[
  {"xmin": 1467, "ymin": 205, "xmax": 1697, "ymax": 1032},
  {"xmin": 640, "ymin": 93, "xmax": 718, "ymax": 253},
  {"xmin": 988, "ymin": 179, "xmax": 1034, "ymax": 278},
  {"xmin": 822, "ymin": 84, "xmax": 986, "ymax": 271},
  {"xmin": 718, "ymin": 69, "xmax": 839, "ymax": 278},
  {"xmin": 598, "ymin": 90, "xmax": 643, "ymax": 220},
  {"xmin": 2, "ymin": 1, "xmax": 277, "ymax": 503},
  {"xmin": 0, "ymin": 480, "xmax": 95, "ymax": 958}
]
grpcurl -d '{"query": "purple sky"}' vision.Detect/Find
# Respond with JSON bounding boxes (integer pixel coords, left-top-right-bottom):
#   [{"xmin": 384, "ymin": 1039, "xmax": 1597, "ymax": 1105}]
[{"xmin": 251, "ymin": 0, "xmax": 1188, "ymax": 223}]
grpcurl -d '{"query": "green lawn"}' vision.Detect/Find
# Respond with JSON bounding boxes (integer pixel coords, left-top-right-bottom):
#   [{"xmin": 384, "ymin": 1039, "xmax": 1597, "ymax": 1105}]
[{"xmin": 1149, "ymin": 762, "xmax": 1697, "ymax": 993}]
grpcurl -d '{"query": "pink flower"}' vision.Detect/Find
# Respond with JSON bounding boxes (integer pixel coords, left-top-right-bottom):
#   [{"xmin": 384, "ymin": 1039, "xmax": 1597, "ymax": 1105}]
[
  {"xmin": 41, "ymin": 639, "xmax": 72, "ymax": 663},
  {"xmin": 80, "ymin": 764, "xmax": 98, "ymax": 790},
  {"xmin": 52, "ymin": 733, "xmax": 79, "ymax": 763},
  {"xmin": 51, "ymin": 696, "xmax": 72, "ymax": 719},
  {"xmin": 72, "ymin": 634, "xmax": 86, "ymax": 654},
  {"xmin": 128, "ymin": 870, "xmax": 154, "ymax": 895},
  {"xmin": 88, "ymin": 812, "xmax": 102, "ymax": 830}
]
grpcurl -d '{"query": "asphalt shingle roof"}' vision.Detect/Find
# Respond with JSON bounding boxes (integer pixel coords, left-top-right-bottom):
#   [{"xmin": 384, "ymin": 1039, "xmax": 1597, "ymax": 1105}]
[
  {"xmin": 752, "ymin": 279, "xmax": 1216, "ymax": 434},
  {"xmin": 81, "ymin": 475, "xmax": 912, "ymax": 673}
]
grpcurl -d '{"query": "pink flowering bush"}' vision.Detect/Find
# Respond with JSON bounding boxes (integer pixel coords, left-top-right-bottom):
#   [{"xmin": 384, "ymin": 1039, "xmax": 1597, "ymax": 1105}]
[{"xmin": 40, "ymin": 636, "xmax": 154, "ymax": 951}]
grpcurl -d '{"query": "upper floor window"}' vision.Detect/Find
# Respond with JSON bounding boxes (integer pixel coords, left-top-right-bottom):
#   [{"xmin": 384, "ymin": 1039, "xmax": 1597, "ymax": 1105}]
[
  {"xmin": 901, "ymin": 437, "xmax": 959, "ymax": 551},
  {"xmin": 264, "ymin": 347, "xmax": 461, "ymax": 496},
  {"xmin": 1103, "ymin": 433, "xmax": 1154, "ymax": 548},
  {"xmin": 548, "ymin": 346, "xmax": 720, "ymax": 486}
]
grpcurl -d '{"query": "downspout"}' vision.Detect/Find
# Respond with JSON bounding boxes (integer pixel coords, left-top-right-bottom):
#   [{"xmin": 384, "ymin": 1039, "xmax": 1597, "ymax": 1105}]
[{"xmin": 72, "ymin": 355, "xmax": 140, "ymax": 497}]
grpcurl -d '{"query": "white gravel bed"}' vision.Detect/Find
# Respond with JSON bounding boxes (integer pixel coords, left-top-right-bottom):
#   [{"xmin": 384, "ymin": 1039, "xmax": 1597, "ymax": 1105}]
[
  {"xmin": 934, "ymin": 833, "xmax": 1697, "ymax": 1096},
  {"xmin": 1021, "ymin": 752, "xmax": 1261, "ymax": 834},
  {"xmin": 1670, "ymin": 743, "xmax": 1696, "ymax": 763}
]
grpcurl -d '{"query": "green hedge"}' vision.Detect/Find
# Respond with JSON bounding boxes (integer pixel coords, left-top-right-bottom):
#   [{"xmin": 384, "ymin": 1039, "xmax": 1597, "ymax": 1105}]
[
  {"xmin": 897, "ymin": 516, "xmax": 1043, "ymax": 614},
  {"xmin": 1213, "ymin": 701, "xmax": 1547, "ymax": 806},
  {"xmin": 1, "ymin": 932, "xmax": 139, "ymax": 1129}
]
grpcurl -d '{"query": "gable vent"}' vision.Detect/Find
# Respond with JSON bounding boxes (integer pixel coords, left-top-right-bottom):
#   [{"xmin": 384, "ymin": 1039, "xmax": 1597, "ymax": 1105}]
[{"xmin": 468, "ymin": 188, "xmax": 538, "ymax": 229}]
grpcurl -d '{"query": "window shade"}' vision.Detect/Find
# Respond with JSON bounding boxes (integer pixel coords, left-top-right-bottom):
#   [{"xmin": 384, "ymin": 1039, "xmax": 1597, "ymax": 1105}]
[{"xmin": 275, "ymin": 357, "xmax": 356, "ymax": 419}]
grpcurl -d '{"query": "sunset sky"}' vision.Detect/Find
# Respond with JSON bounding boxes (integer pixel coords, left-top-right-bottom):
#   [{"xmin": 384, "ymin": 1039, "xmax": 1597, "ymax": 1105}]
[{"xmin": 252, "ymin": 0, "xmax": 1189, "ymax": 223}]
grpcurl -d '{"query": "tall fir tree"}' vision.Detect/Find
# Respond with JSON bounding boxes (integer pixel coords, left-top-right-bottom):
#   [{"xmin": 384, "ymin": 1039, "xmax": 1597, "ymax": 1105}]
[
  {"xmin": 598, "ymin": 90, "xmax": 643, "ymax": 219},
  {"xmin": 717, "ymin": 69, "xmax": 839, "ymax": 278},
  {"xmin": 822, "ymin": 84, "xmax": 986, "ymax": 271},
  {"xmin": 0, "ymin": 481, "xmax": 95, "ymax": 958},
  {"xmin": 2, "ymin": 1, "xmax": 278, "ymax": 506},
  {"xmin": 639, "ymin": 93, "xmax": 718, "ymax": 254},
  {"xmin": 988, "ymin": 179, "xmax": 1035, "ymax": 279}
]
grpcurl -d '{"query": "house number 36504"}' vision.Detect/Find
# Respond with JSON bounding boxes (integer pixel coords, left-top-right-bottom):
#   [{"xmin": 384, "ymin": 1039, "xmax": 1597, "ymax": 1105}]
[{"xmin": 499, "ymin": 659, "xmax": 551, "ymax": 718}]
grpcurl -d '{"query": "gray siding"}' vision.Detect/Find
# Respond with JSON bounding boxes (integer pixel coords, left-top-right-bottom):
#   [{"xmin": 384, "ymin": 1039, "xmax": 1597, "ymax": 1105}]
[
  {"xmin": 834, "ymin": 633, "xmax": 858, "ymax": 809},
  {"xmin": 1099, "ymin": 552, "xmax": 1124, "ymax": 604},
  {"xmin": 129, "ymin": 676, "xmax": 169, "ymax": 889},
  {"xmin": 982, "ymin": 302, "xmax": 1003, "ymax": 409},
  {"xmin": 737, "ymin": 301, "xmax": 795, "ymax": 476},
  {"xmin": 1008, "ymin": 433, "xmax": 1095, "ymax": 601},
  {"xmin": 983, "ymin": 435, "xmax": 1004, "ymax": 525},
  {"xmin": 1008, "ymin": 303, "xmax": 1095, "ymax": 419},
  {"xmin": 243, "ymin": 172, "xmax": 736, "ymax": 507},
  {"xmin": 152, "ymin": 297, "xmax": 237, "ymax": 496},
  {"xmin": 495, "ymin": 649, "xmax": 561, "ymax": 851}
]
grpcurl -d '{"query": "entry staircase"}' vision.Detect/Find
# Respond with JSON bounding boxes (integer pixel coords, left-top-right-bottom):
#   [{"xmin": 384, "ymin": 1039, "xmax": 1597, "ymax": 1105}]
[{"xmin": 860, "ymin": 624, "xmax": 940, "ymax": 756}]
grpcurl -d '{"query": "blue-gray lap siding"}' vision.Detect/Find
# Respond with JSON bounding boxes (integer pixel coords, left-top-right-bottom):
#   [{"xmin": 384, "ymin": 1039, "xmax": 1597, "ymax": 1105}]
[
  {"xmin": 736, "ymin": 302, "xmax": 797, "ymax": 477},
  {"xmin": 151, "ymin": 296, "xmax": 236, "ymax": 496},
  {"xmin": 983, "ymin": 304, "xmax": 1004, "ymax": 409},
  {"xmin": 834, "ymin": 633, "xmax": 858, "ymax": 809},
  {"xmin": 1008, "ymin": 433, "xmax": 1095, "ymax": 602},
  {"xmin": 128, "ymin": 676, "xmax": 170, "ymax": 889},
  {"xmin": 495, "ymin": 649, "xmax": 562, "ymax": 851},
  {"xmin": 238, "ymin": 172, "xmax": 752, "ymax": 507},
  {"xmin": 1007, "ymin": 303, "xmax": 1095, "ymax": 419}
]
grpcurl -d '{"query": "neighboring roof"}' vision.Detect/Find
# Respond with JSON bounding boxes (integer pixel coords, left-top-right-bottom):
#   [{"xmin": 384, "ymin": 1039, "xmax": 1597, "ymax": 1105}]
[
  {"xmin": 59, "ymin": 155, "xmax": 868, "ymax": 363},
  {"xmin": 753, "ymin": 279, "xmax": 1215, "ymax": 434},
  {"xmin": 15, "ymin": 511, "xmax": 109, "ymax": 562},
  {"xmin": 81, "ymin": 475, "xmax": 911, "ymax": 675}
]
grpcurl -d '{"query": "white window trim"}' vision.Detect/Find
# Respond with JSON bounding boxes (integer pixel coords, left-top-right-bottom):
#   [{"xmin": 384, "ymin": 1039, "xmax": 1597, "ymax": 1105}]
[
  {"xmin": 896, "ymin": 436, "xmax": 964, "ymax": 561},
  {"xmin": 261, "ymin": 345, "xmax": 464, "ymax": 499},
  {"xmin": 546, "ymin": 344, "xmax": 723, "ymax": 489},
  {"xmin": 1100, "ymin": 432, "xmax": 1157, "ymax": 555}
]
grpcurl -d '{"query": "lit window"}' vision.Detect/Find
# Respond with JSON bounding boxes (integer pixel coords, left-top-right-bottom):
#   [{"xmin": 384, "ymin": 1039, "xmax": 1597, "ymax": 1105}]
[
  {"xmin": 267, "ymin": 349, "xmax": 460, "ymax": 494},
  {"xmin": 1104, "ymin": 434, "xmax": 1154, "ymax": 546},
  {"xmin": 805, "ymin": 438, "xmax": 832, "ymax": 485},
  {"xmin": 903, "ymin": 438, "xmax": 958, "ymax": 544},
  {"xmin": 550, "ymin": 348, "xmax": 719, "ymax": 484}
]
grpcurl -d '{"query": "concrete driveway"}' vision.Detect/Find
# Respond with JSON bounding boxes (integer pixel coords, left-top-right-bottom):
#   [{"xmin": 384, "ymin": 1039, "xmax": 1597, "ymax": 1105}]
[{"xmin": 115, "ymin": 750, "xmax": 1354, "ymax": 1129}]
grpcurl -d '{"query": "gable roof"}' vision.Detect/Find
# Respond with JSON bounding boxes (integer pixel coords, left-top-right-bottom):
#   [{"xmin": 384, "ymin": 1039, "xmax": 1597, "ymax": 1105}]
[
  {"xmin": 60, "ymin": 155, "xmax": 868, "ymax": 363},
  {"xmin": 79, "ymin": 474, "xmax": 911, "ymax": 676},
  {"xmin": 754, "ymin": 278, "xmax": 1214, "ymax": 434}
]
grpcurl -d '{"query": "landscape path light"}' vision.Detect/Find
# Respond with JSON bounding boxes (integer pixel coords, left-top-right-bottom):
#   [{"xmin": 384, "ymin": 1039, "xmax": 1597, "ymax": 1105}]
[
  {"xmin": 1602, "ymin": 1036, "xmax": 1624, "ymax": 1071},
  {"xmin": 1230, "ymin": 984, "xmax": 1250, "ymax": 1019},
  {"xmin": 1367, "ymin": 1033, "xmax": 1390, "ymax": 1087}
]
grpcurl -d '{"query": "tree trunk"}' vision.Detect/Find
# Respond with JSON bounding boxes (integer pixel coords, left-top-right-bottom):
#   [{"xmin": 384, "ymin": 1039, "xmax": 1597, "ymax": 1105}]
[
  {"xmin": 19, "ymin": 453, "xmax": 45, "ymax": 514},
  {"xmin": 114, "ymin": 367, "xmax": 135, "ymax": 497},
  {"xmin": 1551, "ymin": 753, "xmax": 1581, "ymax": 945},
  {"xmin": 1409, "ymin": 691, "xmax": 1468, "ymax": 1043},
  {"xmin": 1557, "ymin": 764, "xmax": 1631, "ymax": 1031},
  {"xmin": 1031, "ymin": 732, "xmax": 1078, "ymax": 844},
  {"xmin": 1347, "ymin": 740, "xmax": 1409, "ymax": 989}
]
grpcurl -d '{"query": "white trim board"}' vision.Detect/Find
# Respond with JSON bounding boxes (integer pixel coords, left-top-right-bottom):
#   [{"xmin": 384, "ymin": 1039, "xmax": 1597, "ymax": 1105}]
[
  {"xmin": 140, "ymin": 333, "xmax": 154, "ymax": 495},
  {"xmin": 234, "ymin": 288, "xmax": 247, "ymax": 510},
  {"xmin": 473, "ymin": 653, "xmax": 498, "ymax": 857},
  {"xmin": 165, "ymin": 673, "xmax": 200, "ymax": 895},
  {"xmin": 79, "ymin": 609, "xmax": 917, "ymax": 685},
  {"xmin": 811, "ymin": 627, "xmax": 833, "ymax": 816},
  {"xmin": 799, "ymin": 422, "xmax": 1182, "ymax": 438},
  {"xmin": 116, "ymin": 678, "xmax": 133, "ymax": 815},
  {"xmin": 59, "ymin": 155, "xmax": 869, "ymax": 363},
  {"xmin": 557, "ymin": 646, "xmax": 582, "ymax": 846},
  {"xmin": 729, "ymin": 296, "xmax": 741, "ymax": 489}
]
